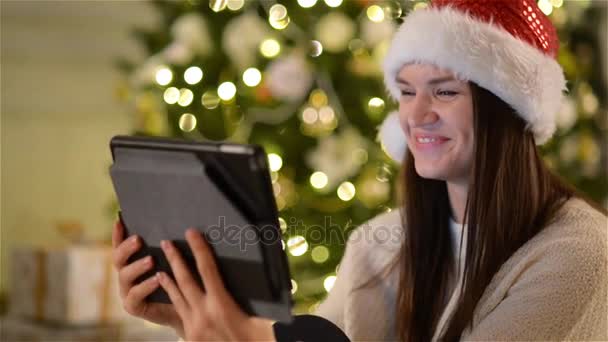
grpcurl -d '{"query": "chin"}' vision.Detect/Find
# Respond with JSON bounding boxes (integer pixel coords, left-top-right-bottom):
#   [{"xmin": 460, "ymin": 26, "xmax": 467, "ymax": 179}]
[{"xmin": 414, "ymin": 161, "xmax": 449, "ymax": 181}]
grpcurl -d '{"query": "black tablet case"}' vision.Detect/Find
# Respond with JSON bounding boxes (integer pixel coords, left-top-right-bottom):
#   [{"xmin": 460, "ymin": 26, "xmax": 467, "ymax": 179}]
[{"xmin": 109, "ymin": 136, "xmax": 293, "ymax": 323}]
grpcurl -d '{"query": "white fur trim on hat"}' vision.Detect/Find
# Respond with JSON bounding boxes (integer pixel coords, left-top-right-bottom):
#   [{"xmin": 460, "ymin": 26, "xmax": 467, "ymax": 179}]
[
  {"xmin": 377, "ymin": 111, "xmax": 407, "ymax": 163},
  {"xmin": 383, "ymin": 6, "xmax": 567, "ymax": 144}
]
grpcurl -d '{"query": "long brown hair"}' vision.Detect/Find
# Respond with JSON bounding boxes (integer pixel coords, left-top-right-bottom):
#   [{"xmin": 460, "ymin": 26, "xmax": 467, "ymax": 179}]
[{"xmin": 395, "ymin": 83, "xmax": 582, "ymax": 341}]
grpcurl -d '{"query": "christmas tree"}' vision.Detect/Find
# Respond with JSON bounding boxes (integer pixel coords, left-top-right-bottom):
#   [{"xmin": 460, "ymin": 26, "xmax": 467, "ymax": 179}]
[{"xmin": 116, "ymin": 0, "xmax": 607, "ymax": 313}]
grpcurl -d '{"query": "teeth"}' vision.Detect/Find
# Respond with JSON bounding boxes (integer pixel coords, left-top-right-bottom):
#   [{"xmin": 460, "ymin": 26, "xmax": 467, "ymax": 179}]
[{"xmin": 417, "ymin": 137, "xmax": 438, "ymax": 143}]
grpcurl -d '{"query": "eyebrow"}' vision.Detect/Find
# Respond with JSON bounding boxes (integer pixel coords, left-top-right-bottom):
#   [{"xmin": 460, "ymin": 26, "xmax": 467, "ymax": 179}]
[{"xmin": 395, "ymin": 76, "xmax": 458, "ymax": 85}]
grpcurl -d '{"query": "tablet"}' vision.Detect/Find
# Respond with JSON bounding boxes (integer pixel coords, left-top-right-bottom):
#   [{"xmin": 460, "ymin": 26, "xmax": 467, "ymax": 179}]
[{"xmin": 109, "ymin": 135, "xmax": 293, "ymax": 323}]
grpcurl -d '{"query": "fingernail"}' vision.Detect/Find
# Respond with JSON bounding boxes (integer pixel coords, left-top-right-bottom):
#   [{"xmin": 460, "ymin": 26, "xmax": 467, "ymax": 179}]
[
  {"xmin": 156, "ymin": 272, "xmax": 163, "ymax": 282},
  {"xmin": 130, "ymin": 235, "xmax": 139, "ymax": 244},
  {"xmin": 160, "ymin": 240, "xmax": 169, "ymax": 250}
]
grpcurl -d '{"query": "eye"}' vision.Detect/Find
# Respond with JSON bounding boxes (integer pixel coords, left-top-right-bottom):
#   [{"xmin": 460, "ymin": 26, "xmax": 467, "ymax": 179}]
[
  {"xmin": 436, "ymin": 90, "xmax": 458, "ymax": 97},
  {"xmin": 400, "ymin": 90, "xmax": 415, "ymax": 97}
]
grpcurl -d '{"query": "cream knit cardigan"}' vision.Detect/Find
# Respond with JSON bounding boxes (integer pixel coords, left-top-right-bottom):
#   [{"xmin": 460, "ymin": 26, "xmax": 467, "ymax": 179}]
[{"xmin": 314, "ymin": 198, "xmax": 608, "ymax": 341}]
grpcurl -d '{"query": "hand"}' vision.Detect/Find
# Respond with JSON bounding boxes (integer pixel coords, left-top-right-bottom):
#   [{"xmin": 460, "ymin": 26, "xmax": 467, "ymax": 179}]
[
  {"xmin": 157, "ymin": 228, "xmax": 276, "ymax": 341},
  {"xmin": 111, "ymin": 220, "xmax": 185, "ymax": 338}
]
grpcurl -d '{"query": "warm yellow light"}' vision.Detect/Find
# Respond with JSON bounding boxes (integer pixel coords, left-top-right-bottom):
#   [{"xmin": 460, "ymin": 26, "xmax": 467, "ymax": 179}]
[
  {"xmin": 311, "ymin": 246, "xmax": 329, "ymax": 263},
  {"xmin": 268, "ymin": 153, "xmax": 283, "ymax": 172},
  {"xmin": 177, "ymin": 88, "xmax": 194, "ymax": 107},
  {"xmin": 287, "ymin": 235, "xmax": 308, "ymax": 256},
  {"xmin": 243, "ymin": 68, "xmax": 262, "ymax": 87},
  {"xmin": 323, "ymin": 275, "xmax": 337, "ymax": 292},
  {"xmin": 368, "ymin": 97, "xmax": 385, "ymax": 115},
  {"xmin": 298, "ymin": 0, "xmax": 317, "ymax": 8},
  {"xmin": 201, "ymin": 90, "xmax": 220, "ymax": 109},
  {"xmin": 537, "ymin": 0, "xmax": 553, "ymax": 15},
  {"xmin": 291, "ymin": 279, "xmax": 298, "ymax": 294},
  {"xmin": 367, "ymin": 5, "xmax": 385, "ymax": 22},
  {"xmin": 278, "ymin": 217, "xmax": 287, "ymax": 233},
  {"xmin": 269, "ymin": 4, "xmax": 290, "ymax": 30},
  {"xmin": 301, "ymin": 107, "xmax": 318, "ymax": 124},
  {"xmin": 218, "ymin": 82, "xmax": 237, "ymax": 101},
  {"xmin": 324, "ymin": 0, "xmax": 342, "ymax": 7},
  {"xmin": 281, "ymin": 240, "xmax": 286, "ymax": 250},
  {"xmin": 337, "ymin": 182, "xmax": 356, "ymax": 201},
  {"xmin": 163, "ymin": 87, "xmax": 180, "ymax": 104},
  {"xmin": 310, "ymin": 171, "xmax": 328, "ymax": 189},
  {"xmin": 210, "ymin": 0, "xmax": 228, "ymax": 12},
  {"xmin": 260, "ymin": 39, "xmax": 281, "ymax": 58},
  {"xmin": 550, "ymin": 0, "xmax": 563, "ymax": 7},
  {"xmin": 310, "ymin": 40, "xmax": 323, "ymax": 57},
  {"xmin": 318, "ymin": 106, "xmax": 335, "ymax": 124},
  {"xmin": 178, "ymin": 113, "xmax": 197, "ymax": 132},
  {"xmin": 184, "ymin": 66, "xmax": 203, "ymax": 85},
  {"xmin": 227, "ymin": 0, "xmax": 244, "ymax": 11},
  {"xmin": 310, "ymin": 89, "xmax": 328, "ymax": 107},
  {"xmin": 155, "ymin": 67, "xmax": 173, "ymax": 86}
]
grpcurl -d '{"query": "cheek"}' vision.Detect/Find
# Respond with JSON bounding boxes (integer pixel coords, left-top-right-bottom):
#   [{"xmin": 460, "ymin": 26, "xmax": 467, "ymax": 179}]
[{"xmin": 398, "ymin": 110, "xmax": 410, "ymax": 137}]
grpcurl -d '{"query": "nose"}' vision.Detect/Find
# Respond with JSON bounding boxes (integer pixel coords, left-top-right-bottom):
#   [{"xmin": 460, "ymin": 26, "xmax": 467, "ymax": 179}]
[{"xmin": 405, "ymin": 93, "xmax": 439, "ymax": 128}]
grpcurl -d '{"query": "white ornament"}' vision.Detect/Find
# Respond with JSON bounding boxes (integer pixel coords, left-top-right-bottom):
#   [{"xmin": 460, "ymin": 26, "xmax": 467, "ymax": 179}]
[
  {"xmin": 361, "ymin": 17, "xmax": 396, "ymax": 48},
  {"xmin": 377, "ymin": 111, "xmax": 407, "ymax": 163},
  {"xmin": 170, "ymin": 13, "xmax": 213, "ymax": 58},
  {"xmin": 223, "ymin": 13, "xmax": 273, "ymax": 70},
  {"xmin": 556, "ymin": 96, "xmax": 578, "ymax": 132},
  {"xmin": 265, "ymin": 54, "xmax": 313, "ymax": 101},
  {"xmin": 306, "ymin": 127, "xmax": 370, "ymax": 190},
  {"xmin": 315, "ymin": 12, "xmax": 355, "ymax": 53},
  {"xmin": 163, "ymin": 41, "xmax": 194, "ymax": 65}
]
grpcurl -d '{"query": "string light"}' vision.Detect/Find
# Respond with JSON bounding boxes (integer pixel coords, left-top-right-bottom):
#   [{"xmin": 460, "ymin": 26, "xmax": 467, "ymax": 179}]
[
  {"xmin": 537, "ymin": 0, "xmax": 553, "ymax": 15},
  {"xmin": 287, "ymin": 235, "xmax": 309, "ymax": 256},
  {"xmin": 242, "ymin": 68, "xmax": 262, "ymax": 87},
  {"xmin": 179, "ymin": 113, "xmax": 197, "ymax": 132},
  {"xmin": 163, "ymin": 87, "xmax": 180, "ymax": 104},
  {"xmin": 301, "ymin": 107, "xmax": 318, "ymax": 124},
  {"xmin": 278, "ymin": 217, "xmax": 287, "ymax": 233},
  {"xmin": 337, "ymin": 182, "xmax": 356, "ymax": 201},
  {"xmin": 323, "ymin": 275, "xmax": 337, "ymax": 292},
  {"xmin": 218, "ymin": 82, "xmax": 236, "ymax": 101},
  {"xmin": 201, "ymin": 90, "xmax": 220, "ymax": 109},
  {"xmin": 367, "ymin": 5, "xmax": 385, "ymax": 22},
  {"xmin": 298, "ymin": 0, "xmax": 317, "ymax": 8},
  {"xmin": 209, "ymin": 0, "xmax": 228, "ymax": 12},
  {"xmin": 311, "ymin": 246, "xmax": 329, "ymax": 263},
  {"xmin": 269, "ymin": 4, "xmax": 290, "ymax": 30},
  {"xmin": 184, "ymin": 66, "xmax": 203, "ymax": 85},
  {"xmin": 368, "ymin": 97, "xmax": 385, "ymax": 115},
  {"xmin": 309, "ymin": 89, "xmax": 328, "ymax": 108},
  {"xmin": 310, "ymin": 171, "xmax": 328, "ymax": 189},
  {"xmin": 318, "ymin": 106, "xmax": 335, "ymax": 124},
  {"xmin": 226, "ymin": 0, "xmax": 244, "ymax": 11},
  {"xmin": 324, "ymin": 0, "xmax": 342, "ymax": 7},
  {"xmin": 291, "ymin": 279, "xmax": 298, "ymax": 294},
  {"xmin": 177, "ymin": 88, "xmax": 193, "ymax": 107},
  {"xmin": 268, "ymin": 153, "xmax": 283, "ymax": 172},
  {"xmin": 310, "ymin": 40, "xmax": 323, "ymax": 57},
  {"xmin": 260, "ymin": 39, "xmax": 281, "ymax": 58},
  {"xmin": 155, "ymin": 67, "xmax": 172, "ymax": 86}
]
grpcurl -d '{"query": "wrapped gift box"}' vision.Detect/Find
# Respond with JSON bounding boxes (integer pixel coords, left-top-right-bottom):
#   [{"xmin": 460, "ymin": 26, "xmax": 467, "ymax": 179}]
[{"xmin": 9, "ymin": 245, "xmax": 126, "ymax": 325}]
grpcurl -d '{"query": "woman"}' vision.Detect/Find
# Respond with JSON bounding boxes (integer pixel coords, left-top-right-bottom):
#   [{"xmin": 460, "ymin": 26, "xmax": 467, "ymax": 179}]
[{"xmin": 112, "ymin": 0, "xmax": 607, "ymax": 341}]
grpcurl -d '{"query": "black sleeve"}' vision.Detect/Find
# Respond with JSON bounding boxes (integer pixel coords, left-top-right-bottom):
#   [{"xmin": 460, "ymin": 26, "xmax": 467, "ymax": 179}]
[{"xmin": 272, "ymin": 314, "xmax": 350, "ymax": 342}]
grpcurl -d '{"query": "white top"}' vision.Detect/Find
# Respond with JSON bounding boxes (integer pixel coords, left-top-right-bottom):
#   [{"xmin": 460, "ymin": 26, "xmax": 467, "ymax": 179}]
[{"xmin": 314, "ymin": 198, "xmax": 607, "ymax": 341}]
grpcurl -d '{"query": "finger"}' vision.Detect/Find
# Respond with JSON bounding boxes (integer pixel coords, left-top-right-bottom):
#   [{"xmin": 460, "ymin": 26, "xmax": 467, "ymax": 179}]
[
  {"xmin": 112, "ymin": 220, "xmax": 124, "ymax": 249},
  {"xmin": 186, "ymin": 229, "xmax": 225, "ymax": 296},
  {"xmin": 123, "ymin": 274, "xmax": 159, "ymax": 315},
  {"xmin": 118, "ymin": 256, "xmax": 154, "ymax": 297},
  {"xmin": 160, "ymin": 239, "xmax": 205, "ymax": 303},
  {"xmin": 112, "ymin": 235, "xmax": 141, "ymax": 269},
  {"xmin": 156, "ymin": 271, "xmax": 189, "ymax": 317}
]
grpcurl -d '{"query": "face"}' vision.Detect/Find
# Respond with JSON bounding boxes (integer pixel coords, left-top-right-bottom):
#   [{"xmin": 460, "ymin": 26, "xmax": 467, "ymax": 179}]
[{"xmin": 397, "ymin": 63, "xmax": 474, "ymax": 185}]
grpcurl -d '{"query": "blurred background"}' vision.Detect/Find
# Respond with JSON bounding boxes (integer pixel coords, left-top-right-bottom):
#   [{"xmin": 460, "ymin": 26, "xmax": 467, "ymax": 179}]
[{"xmin": 1, "ymin": 0, "xmax": 607, "ymax": 340}]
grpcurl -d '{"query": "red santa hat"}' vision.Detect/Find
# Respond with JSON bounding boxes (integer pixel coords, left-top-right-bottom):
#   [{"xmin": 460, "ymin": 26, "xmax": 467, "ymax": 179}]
[{"xmin": 379, "ymin": 0, "xmax": 566, "ymax": 162}]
